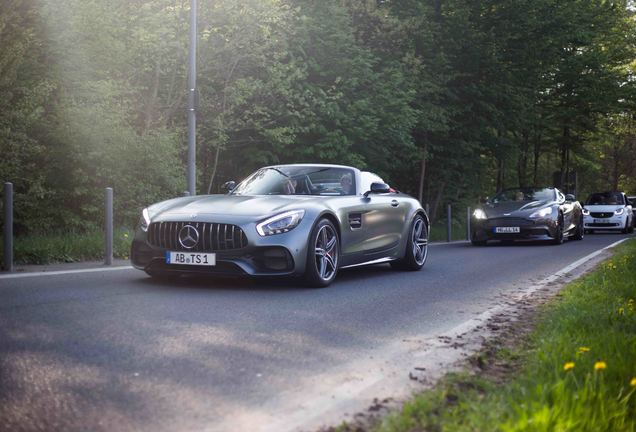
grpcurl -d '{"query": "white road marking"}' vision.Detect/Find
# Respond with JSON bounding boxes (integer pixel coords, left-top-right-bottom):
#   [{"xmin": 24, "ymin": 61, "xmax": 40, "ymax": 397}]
[{"xmin": 0, "ymin": 265, "xmax": 134, "ymax": 280}]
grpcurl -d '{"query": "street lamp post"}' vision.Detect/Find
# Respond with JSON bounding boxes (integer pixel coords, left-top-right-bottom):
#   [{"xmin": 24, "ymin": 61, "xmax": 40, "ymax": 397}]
[{"xmin": 187, "ymin": 0, "xmax": 197, "ymax": 196}]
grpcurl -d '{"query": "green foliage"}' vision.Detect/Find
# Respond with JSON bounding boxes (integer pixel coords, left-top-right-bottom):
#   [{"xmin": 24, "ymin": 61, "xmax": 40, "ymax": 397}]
[
  {"xmin": 1, "ymin": 0, "xmax": 635, "ymax": 240},
  {"xmin": 0, "ymin": 228, "xmax": 132, "ymax": 265},
  {"xmin": 367, "ymin": 240, "xmax": 636, "ymax": 432}
]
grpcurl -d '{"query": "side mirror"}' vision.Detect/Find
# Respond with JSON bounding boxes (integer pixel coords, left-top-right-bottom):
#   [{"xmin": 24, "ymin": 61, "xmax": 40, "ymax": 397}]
[
  {"xmin": 222, "ymin": 180, "xmax": 236, "ymax": 193},
  {"xmin": 565, "ymin": 194, "xmax": 576, "ymax": 202},
  {"xmin": 479, "ymin": 197, "xmax": 488, "ymax": 204},
  {"xmin": 364, "ymin": 182, "xmax": 391, "ymax": 197}
]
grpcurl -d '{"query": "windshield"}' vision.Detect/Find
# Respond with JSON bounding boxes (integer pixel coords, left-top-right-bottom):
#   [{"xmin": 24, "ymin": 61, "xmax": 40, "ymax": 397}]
[
  {"xmin": 231, "ymin": 166, "xmax": 357, "ymax": 196},
  {"xmin": 492, "ymin": 188, "xmax": 555, "ymax": 203},
  {"xmin": 586, "ymin": 192, "xmax": 625, "ymax": 205}
]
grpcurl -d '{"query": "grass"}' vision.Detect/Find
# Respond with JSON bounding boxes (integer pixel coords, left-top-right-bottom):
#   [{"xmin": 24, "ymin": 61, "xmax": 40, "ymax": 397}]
[
  {"xmin": 350, "ymin": 239, "xmax": 636, "ymax": 432},
  {"xmin": 429, "ymin": 218, "xmax": 470, "ymax": 242},
  {"xmin": 0, "ymin": 228, "xmax": 133, "ymax": 265}
]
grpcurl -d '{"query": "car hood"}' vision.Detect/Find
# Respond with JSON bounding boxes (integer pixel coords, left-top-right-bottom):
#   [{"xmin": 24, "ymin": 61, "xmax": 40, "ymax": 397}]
[
  {"xmin": 483, "ymin": 200, "xmax": 550, "ymax": 217},
  {"xmin": 583, "ymin": 205, "xmax": 623, "ymax": 212},
  {"xmin": 148, "ymin": 194, "xmax": 318, "ymax": 220}
]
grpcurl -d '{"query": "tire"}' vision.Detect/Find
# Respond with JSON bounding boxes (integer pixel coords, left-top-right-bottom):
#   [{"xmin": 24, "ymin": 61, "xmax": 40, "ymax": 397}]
[
  {"xmin": 305, "ymin": 218, "xmax": 339, "ymax": 287},
  {"xmin": 622, "ymin": 219, "xmax": 630, "ymax": 234},
  {"xmin": 391, "ymin": 214, "xmax": 429, "ymax": 271},
  {"xmin": 572, "ymin": 216, "xmax": 584, "ymax": 241},
  {"xmin": 552, "ymin": 214, "xmax": 564, "ymax": 245}
]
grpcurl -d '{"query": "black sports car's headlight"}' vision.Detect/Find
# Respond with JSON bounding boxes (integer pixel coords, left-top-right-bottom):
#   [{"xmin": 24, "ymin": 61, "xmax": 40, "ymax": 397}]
[
  {"xmin": 257, "ymin": 210, "xmax": 305, "ymax": 236},
  {"xmin": 529, "ymin": 207, "xmax": 553, "ymax": 218},
  {"xmin": 473, "ymin": 209, "xmax": 487, "ymax": 219},
  {"xmin": 139, "ymin": 208, "xmax": 151, "ymax": 232}
]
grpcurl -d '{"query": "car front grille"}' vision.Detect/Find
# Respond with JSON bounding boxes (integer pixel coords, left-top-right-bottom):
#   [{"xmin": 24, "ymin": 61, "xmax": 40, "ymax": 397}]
[
  {"xmin": 590, "ymin": 212, "xmax": 613, "ymax": 218},
  {"xmin": 147, "ymin": 222, "xmax": 248, "ymax": 252},
  {"xmin": 487, "ymin": 218, "xmax": 534, "ymax": 227}
]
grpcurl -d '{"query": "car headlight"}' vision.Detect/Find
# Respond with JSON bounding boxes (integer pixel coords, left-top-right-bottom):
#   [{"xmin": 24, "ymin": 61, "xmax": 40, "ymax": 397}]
[
  {"xmin": 473, "ymin": 209, "xmax": 487, "ymax": 220},
  {"xmin": 615, "ymin": 208, "xmax": 625, "ymax": 215},
  {"xmin": 139, "ymin": 208, "xmax": 151, "ymax": 232},
  {"xmin": 256, "ymin": 210, "xmax": 305, "ymax": 236},
  {"xmin": 582, "ymin": 208, "xmax": 590, "ymax": 216},
  {"xmin": 529, "ymin": 207, "xmax": 553, "ymax": 218}
]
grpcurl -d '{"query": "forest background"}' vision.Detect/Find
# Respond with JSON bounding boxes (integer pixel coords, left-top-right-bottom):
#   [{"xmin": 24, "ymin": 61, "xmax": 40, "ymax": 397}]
[{"xmin": 2, "ymin": 0, "xmax": 636, "ymax": 234}]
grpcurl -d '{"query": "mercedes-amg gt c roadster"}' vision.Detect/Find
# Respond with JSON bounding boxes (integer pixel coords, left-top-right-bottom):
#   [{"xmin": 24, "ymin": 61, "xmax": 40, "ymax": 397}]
[{"xmin": 131, "ymin": 164, "xmax": 430, "ymax": 287}]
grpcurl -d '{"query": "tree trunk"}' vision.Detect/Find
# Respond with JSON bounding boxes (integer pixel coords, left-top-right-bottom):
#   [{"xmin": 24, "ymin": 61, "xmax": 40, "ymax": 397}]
[
  {"xmin": 206, "ymin": 57, "xmax": 240, "ymax": 194},
  {"xmin": 418, "ymin": 141, "xmax": 428, "ymax": 204},
  {"xmin": 533, "ymin": 132, "xmax": 542, "ymax": 186},
  {"xmin": 559, "ymin": 126, "xmax": 569, "ymax": 189},
  {"xmin": 612, "ymin": 141, "xmax": 620, "ymax": 191},
  {"xmin": 517, "ymin": 131, "xmax": 529, "ymax": 187},
  {"xmin": 431, "ymin": 180, "xmax": 446, "ymax": 222},
  {"xmin": 496, "ymin": 157, "xmax": 505, "ymax": 193}
]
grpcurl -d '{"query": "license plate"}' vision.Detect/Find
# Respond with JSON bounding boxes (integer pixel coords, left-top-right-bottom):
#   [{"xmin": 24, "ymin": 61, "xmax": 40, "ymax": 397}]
[
  {"xmin": 166, "ymin": 251, "xmax": 216, "ymax": 266},
  {"xmin": 494, "ymin": 226, "xmax": 520, "ymax": 233},
  {"xmin": 594, "ymin": 219, "xmax": 607, "ymax": 224}
]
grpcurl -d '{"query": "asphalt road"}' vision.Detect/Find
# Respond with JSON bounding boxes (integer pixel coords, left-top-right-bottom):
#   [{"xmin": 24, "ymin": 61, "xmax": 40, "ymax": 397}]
[{"xmin": 0, "ymin": 233, "xmax": 632, "ymax": 432}]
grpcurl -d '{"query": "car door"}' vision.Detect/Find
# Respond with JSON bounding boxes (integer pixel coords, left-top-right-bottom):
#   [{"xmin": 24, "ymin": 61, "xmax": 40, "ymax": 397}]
[
  {"xmin": 338, "ymin": 194, "xmax": 407, "ymax": 258},
  {"xmin": 557, "ymin": 189, "xmax": 576, "ymax": 232},
  {"xmin": 339, "ymin": 172, "xmax": 408, "ymax": 261}
]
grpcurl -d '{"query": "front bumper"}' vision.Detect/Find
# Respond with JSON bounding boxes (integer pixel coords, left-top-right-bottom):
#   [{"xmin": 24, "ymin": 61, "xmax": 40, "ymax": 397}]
[
  {"xmin": 131, "ymin": 217, "xmax": 313, "ymax": 277},
  {"xmin": 583, "ymin": 214, "xmax": 625, "ymax": 230},
  {"xmin": 471, "ymin": 217, "xmax": 557, "ymax": 242},
  {"xmin": 132, "ymin": 240, "xmax": 299, "ymax": 276}
]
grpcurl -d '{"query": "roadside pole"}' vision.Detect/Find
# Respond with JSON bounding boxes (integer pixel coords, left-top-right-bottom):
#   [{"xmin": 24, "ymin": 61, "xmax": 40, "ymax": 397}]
[
  {"xmin": 3, "ymin": 182, "xmax": 13, "ymax": 272},
  {"xmin": 447, "ymin": 204, "xmax": 452, "ymax": 242},
  {"xmin": 105, "ymin": 188, "xmax": 113, "ymax": 266},
  {"xmin": 187, "ymin": 0, "xmax": 197, "ymax": 196},
  {"xmin": 466, "ymin": 207, "xmax": 471, "ymax": 241}
]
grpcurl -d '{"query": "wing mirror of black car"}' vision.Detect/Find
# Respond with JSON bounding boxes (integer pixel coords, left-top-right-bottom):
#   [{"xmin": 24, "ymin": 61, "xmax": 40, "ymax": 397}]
[
  {"xmin": 364, "ymin": 182, "xmax": 391, "ymax": 197},
  {"xmin": 222, "ymin": 180, "xmax": 236, "ymax": 193},
  {"xmin": 565, "ymin": 194, "xmax": 576, "ymax": 202}
]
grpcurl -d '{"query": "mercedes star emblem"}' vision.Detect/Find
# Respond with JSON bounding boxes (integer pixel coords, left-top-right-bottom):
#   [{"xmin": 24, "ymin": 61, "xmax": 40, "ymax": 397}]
[{"xmin": 178, "ymin": 225, "xmax": 200, "ymax": 249}]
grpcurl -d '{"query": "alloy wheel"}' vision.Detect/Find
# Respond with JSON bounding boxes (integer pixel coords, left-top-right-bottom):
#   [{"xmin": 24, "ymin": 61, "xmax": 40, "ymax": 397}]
[
  {"xmin": 314, "ymin": 224, "xmax": 338, "ymax": 281},
  {"xmin": 412, "ymin": 218, "xmax": 428, "ymax": 265}
]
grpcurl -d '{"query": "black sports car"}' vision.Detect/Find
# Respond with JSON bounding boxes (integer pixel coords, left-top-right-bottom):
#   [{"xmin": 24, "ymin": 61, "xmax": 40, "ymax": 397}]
[
  {"xmin": 470, "ymin": 187, "xmax": 584, "ymax": 245},
  {"xmin": 131, "ymin": 164, "xmax": 430, "ymax": 287}
]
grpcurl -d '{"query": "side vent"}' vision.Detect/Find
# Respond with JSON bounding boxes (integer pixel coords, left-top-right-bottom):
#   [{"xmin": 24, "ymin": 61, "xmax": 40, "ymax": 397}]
[{"xmin": 348, "ymin": 213, "xmax": 362, "ymax": 229}]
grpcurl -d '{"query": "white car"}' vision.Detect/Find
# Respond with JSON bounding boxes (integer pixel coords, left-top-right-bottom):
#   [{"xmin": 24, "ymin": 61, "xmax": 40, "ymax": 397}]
[{"xmin": 583, "ymin": 191, "xmax": 634, "ymax": 234}]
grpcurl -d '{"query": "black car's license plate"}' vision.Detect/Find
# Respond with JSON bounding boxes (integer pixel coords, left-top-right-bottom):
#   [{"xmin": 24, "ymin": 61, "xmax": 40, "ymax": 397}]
[
  {"xmin": 494, "ymin": 226, "xmax": 520, "ymax": 233},
  {"xmin": 165, "ymin": 251, "xmax": 216, "ymax": 266}
]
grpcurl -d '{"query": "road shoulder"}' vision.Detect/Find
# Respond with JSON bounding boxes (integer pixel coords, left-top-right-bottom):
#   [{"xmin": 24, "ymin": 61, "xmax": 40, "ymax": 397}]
[{"xmin": 317, "ymin": 239, "xmax": 634, "ymax": 431}]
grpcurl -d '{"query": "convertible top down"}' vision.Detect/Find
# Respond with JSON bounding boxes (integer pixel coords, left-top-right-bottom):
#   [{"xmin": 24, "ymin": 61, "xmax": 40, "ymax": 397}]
[{"xmin": 131, "ymin": 164, "xmax": 430, "ymax": 287}]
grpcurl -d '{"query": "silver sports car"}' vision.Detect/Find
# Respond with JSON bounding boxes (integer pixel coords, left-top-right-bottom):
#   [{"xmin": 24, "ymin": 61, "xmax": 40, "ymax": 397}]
[{"xmin": 131, "ymin": 164, "xmax": 429, "ymax": 287}]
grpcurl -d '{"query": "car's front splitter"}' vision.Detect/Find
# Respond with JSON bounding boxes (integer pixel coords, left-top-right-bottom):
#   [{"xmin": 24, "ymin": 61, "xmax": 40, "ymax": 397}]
[
  {"xmin": 131, "ymin": 239, "xmax": 299, "ymax": 277},
  {"xmin": 471, "ymin": 218, "xmax": 557, "ymax": 242}
]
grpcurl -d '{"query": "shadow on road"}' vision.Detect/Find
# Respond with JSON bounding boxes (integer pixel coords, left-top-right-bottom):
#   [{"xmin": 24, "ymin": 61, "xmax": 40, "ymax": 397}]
[{"xmin": 134, "ymin": 261, "xmax": 399, "ymax": 292}]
